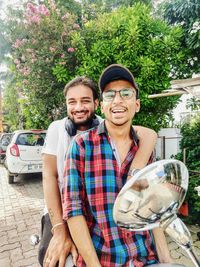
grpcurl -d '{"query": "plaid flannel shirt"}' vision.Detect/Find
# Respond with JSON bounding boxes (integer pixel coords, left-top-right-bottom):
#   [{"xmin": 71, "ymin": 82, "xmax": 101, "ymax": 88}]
[{"xmin": 62, "ymin": 121, "xmax": 158, "ymax": 267}]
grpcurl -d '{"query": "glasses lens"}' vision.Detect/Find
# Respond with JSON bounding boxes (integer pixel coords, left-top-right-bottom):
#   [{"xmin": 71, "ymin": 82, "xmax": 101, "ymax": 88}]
[
  {"xmin": 120, "ymin": 89, "xmax": 134, "ymax": 99},
  {"xmin": 102, "ymin": 89, "xmax": 135, "ymax": 101},
  {"xmin": 103, "ymin": 90, "xmax": 116, "ymax": 101}
]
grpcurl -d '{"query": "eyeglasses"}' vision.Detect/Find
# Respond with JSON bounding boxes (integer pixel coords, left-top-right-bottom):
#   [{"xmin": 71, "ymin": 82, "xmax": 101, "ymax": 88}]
[{"xmin": 102, "ymin": 88, "xmax": 136, "ymax": 102}]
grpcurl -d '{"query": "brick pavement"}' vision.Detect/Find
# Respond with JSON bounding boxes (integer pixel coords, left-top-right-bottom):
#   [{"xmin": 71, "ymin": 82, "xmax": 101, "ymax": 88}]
[
  {"xmin": 0, "ymin": 166, "xmax": 43, "ymax": 267},
  {"xmin": 0, "ymin": 165, "xmax": 199, "ymax": 267}
]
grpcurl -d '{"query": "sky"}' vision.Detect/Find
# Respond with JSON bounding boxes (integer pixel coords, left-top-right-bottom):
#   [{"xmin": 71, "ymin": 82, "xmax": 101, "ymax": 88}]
[{"xmin": 0, "ymin": 0, "xmax": 21, "ymax": 18}]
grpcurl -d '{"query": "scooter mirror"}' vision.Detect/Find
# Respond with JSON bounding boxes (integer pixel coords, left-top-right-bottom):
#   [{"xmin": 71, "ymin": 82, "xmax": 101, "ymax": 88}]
[{"xmin": 113, "ymin": 159, "xmax": 188, "ymax": 231}]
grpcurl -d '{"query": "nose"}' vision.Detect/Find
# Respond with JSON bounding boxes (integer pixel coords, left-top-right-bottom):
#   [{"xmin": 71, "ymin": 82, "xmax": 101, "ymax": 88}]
[
  {"xmin": 113, "ymin": 91, "xmax": 123, "ymax": 103},
  {"xmin": 74, "ymin": 101, "xmax": 83, "ymax": 111}
]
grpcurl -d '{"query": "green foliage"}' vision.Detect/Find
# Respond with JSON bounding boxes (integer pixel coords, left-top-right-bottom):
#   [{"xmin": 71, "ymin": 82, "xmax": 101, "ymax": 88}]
[
  {"xmin": 176, "ymin": 116, "xmax": 200, "ymax": 170},
  {"xmin": 55, "ymin": 0, "xmax": 82, "ymax": 18},
  {"xmin": 81, "ymin": 0, "xmax": 152, "ymax": 18},
  {"xmin": 186, "ymin": 174, "xmax": 200, "ymax": 218},
  {"xmin": 3, "ymin": 79, "xmax": 21, "ymax": 131},
  {"xmin": 70, "ymin": 4, "xmax": 183, "ymax": 131},
  {"xmin": 159, "ymin": 0, "xmax": 200, "ymax": 76},
  {"xmin": 186, "ymin": 97, "xmax": 200, "ymax": 111},
  {"xmin": 175, "ymin": 115, "xmax": 200, "ymax": 222}
]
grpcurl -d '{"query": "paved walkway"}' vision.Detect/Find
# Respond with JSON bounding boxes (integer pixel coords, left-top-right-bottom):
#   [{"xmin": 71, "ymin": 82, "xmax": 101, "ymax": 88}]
[
  {"xmin": 0, "ymin": 166, "xmax": 199, "ymax": 267},
  {"xmin": 0, "ymin": 166, "xmax": 43, "ymax": 267}
]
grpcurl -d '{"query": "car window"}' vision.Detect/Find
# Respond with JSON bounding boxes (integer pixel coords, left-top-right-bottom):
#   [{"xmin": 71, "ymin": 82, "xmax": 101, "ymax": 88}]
[
  {"xmin": 16, "ymin": 133, "xmax": 46, "ymax": 146},
  {"xmin": 0, "ymin": 134, "xmax": 12, "ymax": 146}
]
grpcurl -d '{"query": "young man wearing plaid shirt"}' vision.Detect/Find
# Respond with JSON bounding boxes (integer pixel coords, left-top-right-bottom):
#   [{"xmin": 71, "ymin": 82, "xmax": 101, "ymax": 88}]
[{"xmin": 62, "ymin": 64, "xmax": 172, "ymax": 267}]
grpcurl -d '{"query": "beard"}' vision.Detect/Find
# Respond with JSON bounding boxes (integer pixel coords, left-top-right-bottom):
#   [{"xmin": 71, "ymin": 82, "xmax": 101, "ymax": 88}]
[{"xmin": 68, "ymin": 112, "xmax": 95, "ymax": 128}]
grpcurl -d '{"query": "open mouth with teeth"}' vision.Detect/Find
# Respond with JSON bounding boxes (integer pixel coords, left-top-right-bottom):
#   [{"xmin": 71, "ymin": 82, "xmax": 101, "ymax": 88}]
[
  {"xmin": 73, "ymin": 111, "xmax": 88, "ymax": 116},
  {"xmin": 111, "ymin": 108, "xmax": 127, "ymax": 114},
  {"xmin": 72, "ymin": 113, "xmax": 89, "ymax": 122}
]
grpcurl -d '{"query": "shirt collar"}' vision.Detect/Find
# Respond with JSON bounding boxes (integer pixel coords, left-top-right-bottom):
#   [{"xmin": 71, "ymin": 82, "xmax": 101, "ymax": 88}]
[
  {"xmin": 97, "ymin": 121, "xmax": 139, "ymax": 145},
  {"xmin": 97, "ymin": 121, "xmax": 107, "ymax": 135}
]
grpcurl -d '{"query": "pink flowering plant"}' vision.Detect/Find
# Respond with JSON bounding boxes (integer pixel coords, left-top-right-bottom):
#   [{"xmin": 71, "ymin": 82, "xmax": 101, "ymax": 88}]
[{"xmin": 6, "ymin": 0, "xmax": 79, "ymax": 128}]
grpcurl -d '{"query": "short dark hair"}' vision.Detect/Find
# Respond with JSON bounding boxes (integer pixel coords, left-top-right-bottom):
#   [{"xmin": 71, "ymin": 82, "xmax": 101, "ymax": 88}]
[{"xmin": 64, "ymin": 76, "xmax": 99, "ymax": 100}]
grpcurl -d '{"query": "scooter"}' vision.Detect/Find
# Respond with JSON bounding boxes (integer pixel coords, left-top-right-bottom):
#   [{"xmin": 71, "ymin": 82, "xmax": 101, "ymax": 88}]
[
  {"xmin": 113, "ymin": 159, "xmax": 200, "ymax": 267},
  {"xmin": 32, "ymin": 159, "xmax": 199, "ymax": 266}
]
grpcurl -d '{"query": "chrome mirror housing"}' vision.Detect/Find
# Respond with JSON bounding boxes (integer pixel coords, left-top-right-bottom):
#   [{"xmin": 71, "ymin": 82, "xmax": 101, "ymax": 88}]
[{"xmin": 113, "ymin": 159, "xmax": 188, "ymax": 231}]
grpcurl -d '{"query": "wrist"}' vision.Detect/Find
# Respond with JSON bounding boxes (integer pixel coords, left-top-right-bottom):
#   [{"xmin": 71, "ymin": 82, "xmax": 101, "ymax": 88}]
[
  {"xmin": 51, "ymin": 221, "xmax": 66, "ymax": 235},
  {"xmin": 128, "ymin": 168, "xmax": 140, "ymax": 177}
]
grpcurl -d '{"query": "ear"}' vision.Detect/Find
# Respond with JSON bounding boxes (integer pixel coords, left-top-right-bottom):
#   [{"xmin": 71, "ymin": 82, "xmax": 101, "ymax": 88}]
[
  {"xmin": 135, "ymin": 99, "xmax": 140, "ymax": 113},
  {"xmin": 100, "ymin": 101, "xmax": 104, "ymax": 114},
  {"xmin": 94, "ymin": 99, "xmax": 99, "ymax": 110}
]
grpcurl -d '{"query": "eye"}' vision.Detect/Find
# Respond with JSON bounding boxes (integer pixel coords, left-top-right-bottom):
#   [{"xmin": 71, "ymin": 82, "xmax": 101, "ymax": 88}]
[
  {"xmin": 121, "ymin": 89, "xmax": 133, "ymax": 98},
  {"xmin": 68, "ymin": 100, "xmax": 76, "ymax": 105},
  {"xmin": 103, "ymin": 90, "xmax": 115, "ymax": 100},
  {"xmin": 82, "ymin": 100, "xmax": 91, "ymax": 104}
]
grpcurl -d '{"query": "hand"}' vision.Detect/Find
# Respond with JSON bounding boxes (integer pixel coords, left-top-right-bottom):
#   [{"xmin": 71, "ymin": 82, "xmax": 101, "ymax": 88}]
[
  {"xmin": 43, "ymin": 225, "xmax": 78, "ymax": 267},
  {"xmin": 159, "ymin": 256, "xmax": 174, "ymax": 264},
  {"xmin": 157, "ymin": 250, "xmax": 174, "ymax": 264}
]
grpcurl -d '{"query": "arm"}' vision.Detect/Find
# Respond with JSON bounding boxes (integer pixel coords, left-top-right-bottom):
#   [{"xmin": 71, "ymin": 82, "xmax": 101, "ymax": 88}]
[
  {"xmin": 68, "ymin": 216, "xmax": 101, "ymax": 267},
  {"xmin": 153, "ymin": 227, "xmax": 173, "ymax": 263},
  {"xmin": 43, "ymin": 153, "xmax": 63, "ymax": 225},
  {"xmin": 42, "ymin": 122, "xmax": 77, "ymax": 267},
  {"xmin": 63, "ymin": 139, "xmax": 101, "ymax": 267},
  {"xmin": 43, "ymin": 154, "xmax": 77, "ymax": 267},
  {"xmin": 130, "ymin": 126, "xmax": 157, "ymax": 170}
]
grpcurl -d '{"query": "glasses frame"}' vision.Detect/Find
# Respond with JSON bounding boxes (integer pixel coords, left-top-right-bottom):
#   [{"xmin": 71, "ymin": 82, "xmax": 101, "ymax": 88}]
[{"xmin": 102, "ymin": 88, "xmax": 136, "ymax": 102}]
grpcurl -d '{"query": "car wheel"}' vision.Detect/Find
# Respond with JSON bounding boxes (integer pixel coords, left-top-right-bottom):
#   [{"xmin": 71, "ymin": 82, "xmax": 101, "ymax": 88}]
[{"xmin": 8, "ymin": 173, "xmax": 14, "ymax": 184}]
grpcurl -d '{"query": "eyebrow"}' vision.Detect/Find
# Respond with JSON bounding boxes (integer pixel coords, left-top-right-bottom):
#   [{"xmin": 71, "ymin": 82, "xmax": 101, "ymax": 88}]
[
  {"xmin": 104, "ymin": 88, "xmax": 136, "ymax": 92},
  {"xmin": 67, "ymin": 96, "xmax": 93, "ymax": 101}
]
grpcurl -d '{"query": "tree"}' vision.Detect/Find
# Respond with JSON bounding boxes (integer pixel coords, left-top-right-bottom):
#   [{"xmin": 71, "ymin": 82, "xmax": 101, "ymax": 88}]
[
  {"xmin": 3, "ymin": 78, "xmax": 21, "ymax": 131},
  {"xmin": 80, "ymin": 0, "xmax": 152, "ymax": 20},
  {"xmin": 2, "ymin": 1, "xmax": 79, "ymax": 129},
  {"xmin": 159, "ymin": 0, "xmax": 200, "ymax": 76},
  {"xmin": 159, "ymin": 0, "xmax": 200, "ymax": 127},
  {"xmin": 57, "ymin": 4, "xmax": 183, "ymax": 131}
]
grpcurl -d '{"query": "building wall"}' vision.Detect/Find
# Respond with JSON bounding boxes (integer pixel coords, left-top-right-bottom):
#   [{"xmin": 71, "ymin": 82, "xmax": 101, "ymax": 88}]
[{"xmin": 155, "ymin": 128, "xmax": 182, "ymax": 159}]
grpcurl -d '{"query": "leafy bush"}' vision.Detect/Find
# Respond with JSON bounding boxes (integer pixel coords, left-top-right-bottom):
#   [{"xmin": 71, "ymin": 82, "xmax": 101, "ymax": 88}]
[
  {"xmin": 3, "ymin": 1, "xmax": 79, "ymax": 129},
  {"xmin": 185, "ymin": 174, "xmax": 200, "ymax": 224},
  {"xmin": 176, "ymin": 115, "xmax": 200, "ymax": 223}
]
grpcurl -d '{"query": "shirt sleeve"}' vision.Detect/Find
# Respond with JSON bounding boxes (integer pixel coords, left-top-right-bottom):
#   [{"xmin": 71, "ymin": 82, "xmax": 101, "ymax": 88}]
[
  {"xmin": 62, "ymin": 137, "xmax": 86, "ymax": 221},
  {"xmin": 42, "ymin": 121, "xmax": 59, "ymax": 155}
]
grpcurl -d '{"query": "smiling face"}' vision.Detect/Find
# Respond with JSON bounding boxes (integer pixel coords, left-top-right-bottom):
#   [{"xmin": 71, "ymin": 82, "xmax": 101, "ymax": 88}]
[
  {"xmin": 66, "ymin": 85, "xmax": 98, "ymax": 130},
  {"xmin": 101, "ymin": 80, "xmax": 140, "ymax": 127}
]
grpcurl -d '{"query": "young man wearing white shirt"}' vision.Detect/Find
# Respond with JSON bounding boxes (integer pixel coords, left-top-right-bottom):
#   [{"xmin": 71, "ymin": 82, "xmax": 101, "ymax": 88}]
[{"xmin": 40, "ymin": 75, "xmax": 157, "ymax": 267}]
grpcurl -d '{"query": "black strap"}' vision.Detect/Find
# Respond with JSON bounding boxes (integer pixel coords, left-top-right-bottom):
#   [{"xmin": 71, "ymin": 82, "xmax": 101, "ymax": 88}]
[{"xmin": 65, "ymin": 116, "xmax": 100, "ymax": 136}]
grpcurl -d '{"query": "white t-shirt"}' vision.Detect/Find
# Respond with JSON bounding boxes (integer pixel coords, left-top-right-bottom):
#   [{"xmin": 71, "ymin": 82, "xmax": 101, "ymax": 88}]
[
  {"xmin": 42, "ymin": 117, "xmax": 72, "ymax": 191},
  {"xmin": 42, "ymin": 116, "xmax": 103, "ymax": 192}
]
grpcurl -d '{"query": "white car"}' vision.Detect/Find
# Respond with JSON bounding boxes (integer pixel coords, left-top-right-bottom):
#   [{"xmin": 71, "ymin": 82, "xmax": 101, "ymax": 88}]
[{"xmin": 5, "ymin": 130, "xmax": 46, "ymax": 184}]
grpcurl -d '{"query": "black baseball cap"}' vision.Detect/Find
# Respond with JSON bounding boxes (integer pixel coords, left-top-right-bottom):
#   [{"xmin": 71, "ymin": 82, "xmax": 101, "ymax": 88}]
[{"xmin": 99, "ymin": 64, "xmax": 139, "ymax": 98}]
